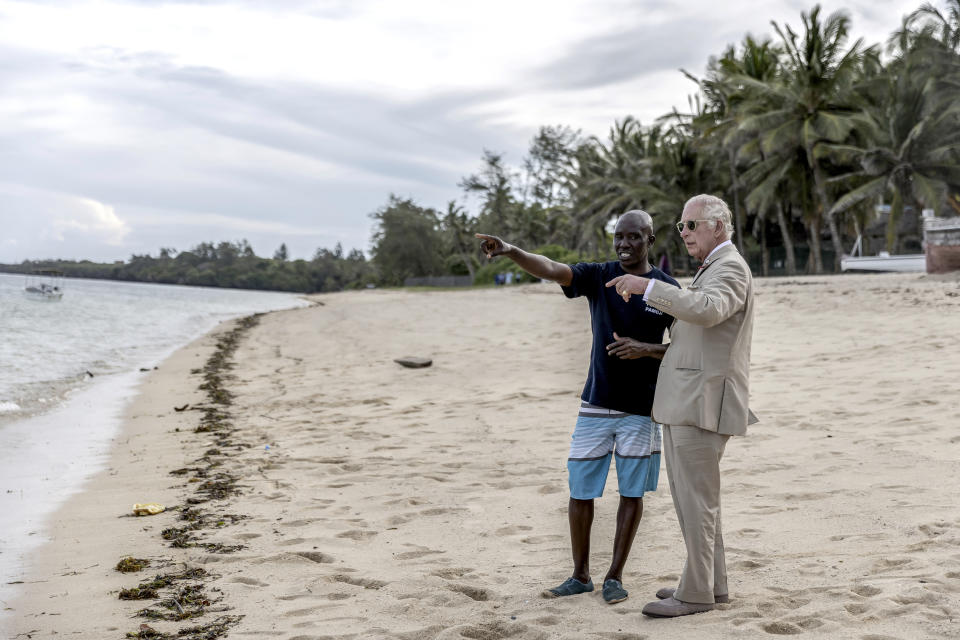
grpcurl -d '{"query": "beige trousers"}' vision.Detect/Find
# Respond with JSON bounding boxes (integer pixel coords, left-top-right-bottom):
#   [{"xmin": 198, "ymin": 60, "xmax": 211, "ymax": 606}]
[{"xmin": 663, "ymin": 424, "xmax": 730, "ymax": 604}]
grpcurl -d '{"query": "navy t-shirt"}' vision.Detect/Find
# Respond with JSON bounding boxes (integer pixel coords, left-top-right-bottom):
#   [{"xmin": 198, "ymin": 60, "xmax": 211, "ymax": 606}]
[{"xmin": 561, "ymin": 262, "xmax": 679, "ymax": 416}]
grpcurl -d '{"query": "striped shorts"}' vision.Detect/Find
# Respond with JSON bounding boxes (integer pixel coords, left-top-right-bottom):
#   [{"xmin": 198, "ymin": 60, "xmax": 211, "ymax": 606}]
[{"xmin": 567, "ymin": 401, "xmax": 662, "ymax": 500}]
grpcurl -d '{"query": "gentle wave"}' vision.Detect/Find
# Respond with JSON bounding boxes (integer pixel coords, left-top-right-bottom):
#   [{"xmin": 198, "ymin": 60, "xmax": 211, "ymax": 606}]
[{"xmin": 0, "ymin": 401, "xmax": 20, "ymax": 413}]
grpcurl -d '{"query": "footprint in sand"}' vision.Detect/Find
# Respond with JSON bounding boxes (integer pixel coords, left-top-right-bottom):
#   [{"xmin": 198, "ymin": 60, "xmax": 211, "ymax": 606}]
[
  {"xmin": 538, "ymin": 485, "xmax": 561, "ymax": 495},
  {"xmin": 285, "ymin": 605, "xmax": 335, "ymax": 617},
  {"xmin": 798, "ymin": 562, "xmax": 826, "ymax": 576},
  {"xmin": 829, "ymin": 532, "xmax": 885, "ymax": 542},
  {"xmin": 235, "ymin": 532, "xmax": 261, "ymax": 540},
  {"xmin": 431, "ymin": 567, "xmax": 475, "ymax": 579},
  {"xmin": 334, "ymin": 529, "xmax": 377, "ymax": 540},
  {"xmin": 918, "ymin": 522, "xmax": 951, "ymax": 537},
  {"xmin": 420, "ymin": 507, "xmax": 467, "ymax": 516},
  {"xmin": 793, "ymin": 618, "xmax": 824, "ymax": 631},
  {"xmin": 230, "ymin": 576, "xmax": 269, "ymax": 587},
  {"xmin": 440, "ymin": 620, "xmax": 523, "ymax": 639},
  {"xmin": 446, "ymin": 583, "xmax": 491, "ymax": 601},
  {"xmin": 279, "ymin": 537, "xmax": 309, "ymax": 546},
  {"xmin": 749, "ymin": 505, "xmax": 788, "ymax": 515},
  {"xmin": 729, "ymin": 612, "xmax": 762, "ymax": 626},
  {"xmin": 314, "ymin": 457, "xmax": 349, "ymax": 465},
  {"xmin": 872, "ymin": 557, "xmax": 912, "ymax": 571},
  {"xmin": 891, "ymin": 587, "xmax": 946, "ymax": 606},
  {"xmin": 495, "ymin": 525, "xmax": 533, "ymax": 536},
  {"xmin": 385, "ymin": 497, "xmax": 428, "ymax": 506},
  {"xmin": 281, "ymin": 519, "xmax": 319, "ymax": 527},
  {"xmin": 395, "ymin": 549, "xmax": 445, "ymax": 560},
  {"xmin": 762, "ymin": 621, "xmax": 802, "ymax": 635},
  {"xmin": 521, "ymin": 535, "xmax": 564, "ymax": 544},
  {"xmin": 331, "ymin": 574, "xmax": 387, "ymax": 589},
  {"xmin": 851, "ymin": 584, "xmax": 882, "ymax": 597},
  {"xmin": 756, "ymin": 595, "xmax": 810, "ymax": 617},
  {"xmin": 294, "ymin": 551, "xmax": 335, "ymax": 563}
]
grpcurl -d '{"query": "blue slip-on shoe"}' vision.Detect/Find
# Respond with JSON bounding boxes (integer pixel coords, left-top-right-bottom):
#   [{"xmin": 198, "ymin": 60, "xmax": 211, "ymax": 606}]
[
  {"xmin": 602, "ymin": 579, "xmax": 629, "ymax": 604},
  {"xmin": 542, "ymin": 577, "xmax": 594, "ymax": 598}
]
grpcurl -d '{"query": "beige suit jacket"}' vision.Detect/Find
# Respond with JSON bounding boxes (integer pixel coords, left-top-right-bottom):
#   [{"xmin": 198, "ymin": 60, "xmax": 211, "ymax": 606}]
[{"xmin": 645, "ymin": 244, "xmax": 756, "ymax": 436}]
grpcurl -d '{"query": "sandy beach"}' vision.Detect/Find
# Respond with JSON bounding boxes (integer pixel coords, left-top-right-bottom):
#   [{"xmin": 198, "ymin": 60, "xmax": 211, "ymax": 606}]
[{"xmin": 4, "ymin": 272, "xmax": 960, "ymax": 639}]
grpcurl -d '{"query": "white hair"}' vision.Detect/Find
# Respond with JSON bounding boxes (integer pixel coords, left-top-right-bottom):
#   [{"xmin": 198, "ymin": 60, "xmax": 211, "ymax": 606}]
[{"xmin": 684, "ymin": 194, "xmax": 734, "ymax": 238}]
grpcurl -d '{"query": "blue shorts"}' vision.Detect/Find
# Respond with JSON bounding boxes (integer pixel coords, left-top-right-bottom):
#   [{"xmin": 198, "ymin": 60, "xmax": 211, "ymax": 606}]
[{"xmin": 567, "ymin": 402, "xmax": 662, "ymax": 500}]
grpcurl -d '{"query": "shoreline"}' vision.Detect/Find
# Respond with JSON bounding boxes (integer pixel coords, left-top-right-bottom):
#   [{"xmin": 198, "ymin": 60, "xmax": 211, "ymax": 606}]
[
  {"xmin": 0, "ymin": 369, "xmax": 144, "ymax": 592},
  {"xmin": 2, "ymin": 315, "xmax": 257, "ymax": 636},
  {"xmin": 5, "ymin": 274, "xmax": 960, "ymax": 639}
]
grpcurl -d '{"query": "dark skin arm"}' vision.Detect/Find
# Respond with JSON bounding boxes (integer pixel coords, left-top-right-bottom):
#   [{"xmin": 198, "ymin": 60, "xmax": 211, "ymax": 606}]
[
  {"xmin": 478, "ymin": 233, "xmax": 664, "ymax": 360},
  {"xmin": 476, "ymin": 233, "xmax": 573, "ymax": 286},
  {"xmin": 605, "ymin": 332, "xmax": 668, "ymax": 360}
]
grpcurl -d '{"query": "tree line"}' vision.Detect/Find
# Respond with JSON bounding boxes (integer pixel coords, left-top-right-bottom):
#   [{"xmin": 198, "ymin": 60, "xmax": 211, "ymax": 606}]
[
  {"xmin": 5, "ymin": 3, "xmax": 959, "ymax": 292},
  {"xmin": 372, "ymin": 2, "xmax": 960, "ymax": 282},
  {"xmin": 2, "ymin": 241, "xmax": 374, "ymax": 293}
]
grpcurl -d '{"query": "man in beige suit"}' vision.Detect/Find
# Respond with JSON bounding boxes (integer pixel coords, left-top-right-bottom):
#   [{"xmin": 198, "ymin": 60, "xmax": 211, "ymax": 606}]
[{"xmin": 606, "ymin": 194, "xmax": 755, "ymax": 618}]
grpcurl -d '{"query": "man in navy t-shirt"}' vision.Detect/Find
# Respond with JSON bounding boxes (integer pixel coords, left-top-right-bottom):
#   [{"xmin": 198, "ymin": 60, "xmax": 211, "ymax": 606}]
[{"xmin": 477, "ymin": 210, "xmax": 679, "ymax": 605}]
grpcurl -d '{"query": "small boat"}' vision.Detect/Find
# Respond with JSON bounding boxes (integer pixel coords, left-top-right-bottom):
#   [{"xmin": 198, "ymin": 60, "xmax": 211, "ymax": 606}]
[
  {"xmin": 840, "ymin": 236, "xmax": 925, "ymax": 273},
  {"xmin": 24, "ymin": 270, "xmax": 65, "ymax": 301}
]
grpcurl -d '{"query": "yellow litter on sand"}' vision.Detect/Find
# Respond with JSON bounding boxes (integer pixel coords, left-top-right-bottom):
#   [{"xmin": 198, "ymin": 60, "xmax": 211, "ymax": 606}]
[{"xmin": 132, "ymin": 503, "xmax": 165, "ymax": 516}]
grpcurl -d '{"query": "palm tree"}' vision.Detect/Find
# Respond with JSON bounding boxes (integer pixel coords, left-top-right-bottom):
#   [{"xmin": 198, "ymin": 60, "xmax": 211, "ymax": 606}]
[
  {"xmin": 911, "ymin": 0, "xmax": 960, "ymax": 52},
  {"xmin": 689, "ymin": 36, "xmax": 806, "ymax": 273},
  {"xmin": 440, "ymin": 201, "xmax": 478, "ymax": 278},
  {"xmin": 564, "ymin": 117, "xmax": 661, "ymax": 254},
  {"xmin": 561, "ymin": 116, "xmax": 719, "ymax": 270},
  {"xmin": 736, "ymin": 5, "xmax": 867, "ymax": 272},
  {"xmin": 827, "ymin": 19, "xmax": 960, "ymax": 251},
  {"xmin": 686, "ymin": 35, "xmax": 781, "ymax": 255}
]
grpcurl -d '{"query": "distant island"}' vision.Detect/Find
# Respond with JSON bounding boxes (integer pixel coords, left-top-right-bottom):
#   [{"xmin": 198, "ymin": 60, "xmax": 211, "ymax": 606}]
[{"xmin": 1, "ymin": 241, "xmax": 374, "ymax": 294}]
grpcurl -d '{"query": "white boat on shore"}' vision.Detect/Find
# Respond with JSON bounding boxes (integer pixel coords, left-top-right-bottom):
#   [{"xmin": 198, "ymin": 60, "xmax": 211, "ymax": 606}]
[
  {"xmin": 23, "ymin": 271, "xmax": 65, "ymax": 301},
  {"xmin": 840, "ymin": 236, "xmax": 925, "ymax": 273},
  {"xmin": 840, "ymin": 253, "xmax": 926, "ymax": 272}
]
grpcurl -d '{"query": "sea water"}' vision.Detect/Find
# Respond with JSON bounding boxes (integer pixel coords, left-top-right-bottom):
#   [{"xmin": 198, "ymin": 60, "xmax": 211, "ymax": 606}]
[
  {"xmin": 0, "ymin": 272, "xmax": 308, "ymax": 606},
  {"xmin": 0, "ymin": 273, "xmax": 304, "ymax": 420}
]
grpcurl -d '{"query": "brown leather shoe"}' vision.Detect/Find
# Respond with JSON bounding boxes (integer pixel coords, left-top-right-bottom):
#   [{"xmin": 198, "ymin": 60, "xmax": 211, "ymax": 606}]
[
  {"xmin": 642, "ymin": 596, "xmax": 714, "ymax": 617},
  {"xmin": 655, "ymin": 587, "xmax": 729, "ymax": 604}
]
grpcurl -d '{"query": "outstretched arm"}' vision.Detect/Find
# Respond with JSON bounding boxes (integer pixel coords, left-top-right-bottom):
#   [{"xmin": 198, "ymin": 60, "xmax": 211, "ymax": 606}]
[
  {"xmin": 607, "ymin": 264, "xmax": 747, "ymax": 327},
  {"xmin": 476, "ymin": 233, "xmax": 573, "ymax": 286}
]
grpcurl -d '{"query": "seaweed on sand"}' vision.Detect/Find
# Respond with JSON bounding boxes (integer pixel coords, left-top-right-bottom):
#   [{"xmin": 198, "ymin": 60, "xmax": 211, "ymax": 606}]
[
  {"xmin": 116, "ymin": 557, "xmax": 151, "ymax": 572},
  {"xmin": 119, "ymin": 586, "xmax": 159, "ymax": 600},
  {"xmin": 119, "ymin": 568, "xmax": 207, "ymax": 602},
  {"xmin": 126, "ymin": 314, "xmax": 261, "ymax": 639},
  {"xmin": 137, "ymin": 584, "xmax": 212, "ymax": 621},
  {"xmin": 125, "ymin": 615, "xmax": 242, "ymax": 639}
]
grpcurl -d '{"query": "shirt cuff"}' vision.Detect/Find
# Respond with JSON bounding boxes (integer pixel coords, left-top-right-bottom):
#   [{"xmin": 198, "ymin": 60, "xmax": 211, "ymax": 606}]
[{"xmin": 642, "ymin": 279, "xmax": 656, "ymax": 302}]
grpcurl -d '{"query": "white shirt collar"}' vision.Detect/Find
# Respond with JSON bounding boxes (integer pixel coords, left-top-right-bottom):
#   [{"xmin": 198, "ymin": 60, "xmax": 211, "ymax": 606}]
[{"xmin": 704, "ymin": 239, "xmax": 733, "ymax": 262}]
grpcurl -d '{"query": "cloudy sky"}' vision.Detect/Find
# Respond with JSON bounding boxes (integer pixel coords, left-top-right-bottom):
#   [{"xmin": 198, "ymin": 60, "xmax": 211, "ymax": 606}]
[{"xmin": 0, "ymin": 0, "xmax": 924, "ymax": 262}]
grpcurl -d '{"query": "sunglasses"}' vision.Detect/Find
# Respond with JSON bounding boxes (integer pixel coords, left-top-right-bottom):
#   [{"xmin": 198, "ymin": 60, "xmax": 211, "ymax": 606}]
[{"xmin": 675, "ymin": 219, "xmax": 714, "ymax": 233}]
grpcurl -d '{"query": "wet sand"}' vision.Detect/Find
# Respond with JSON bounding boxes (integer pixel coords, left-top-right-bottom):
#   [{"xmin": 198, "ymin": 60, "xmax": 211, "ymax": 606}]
[{"xmin": 5, "ymin": 272, "xmax": 960, "ymax": 639}]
